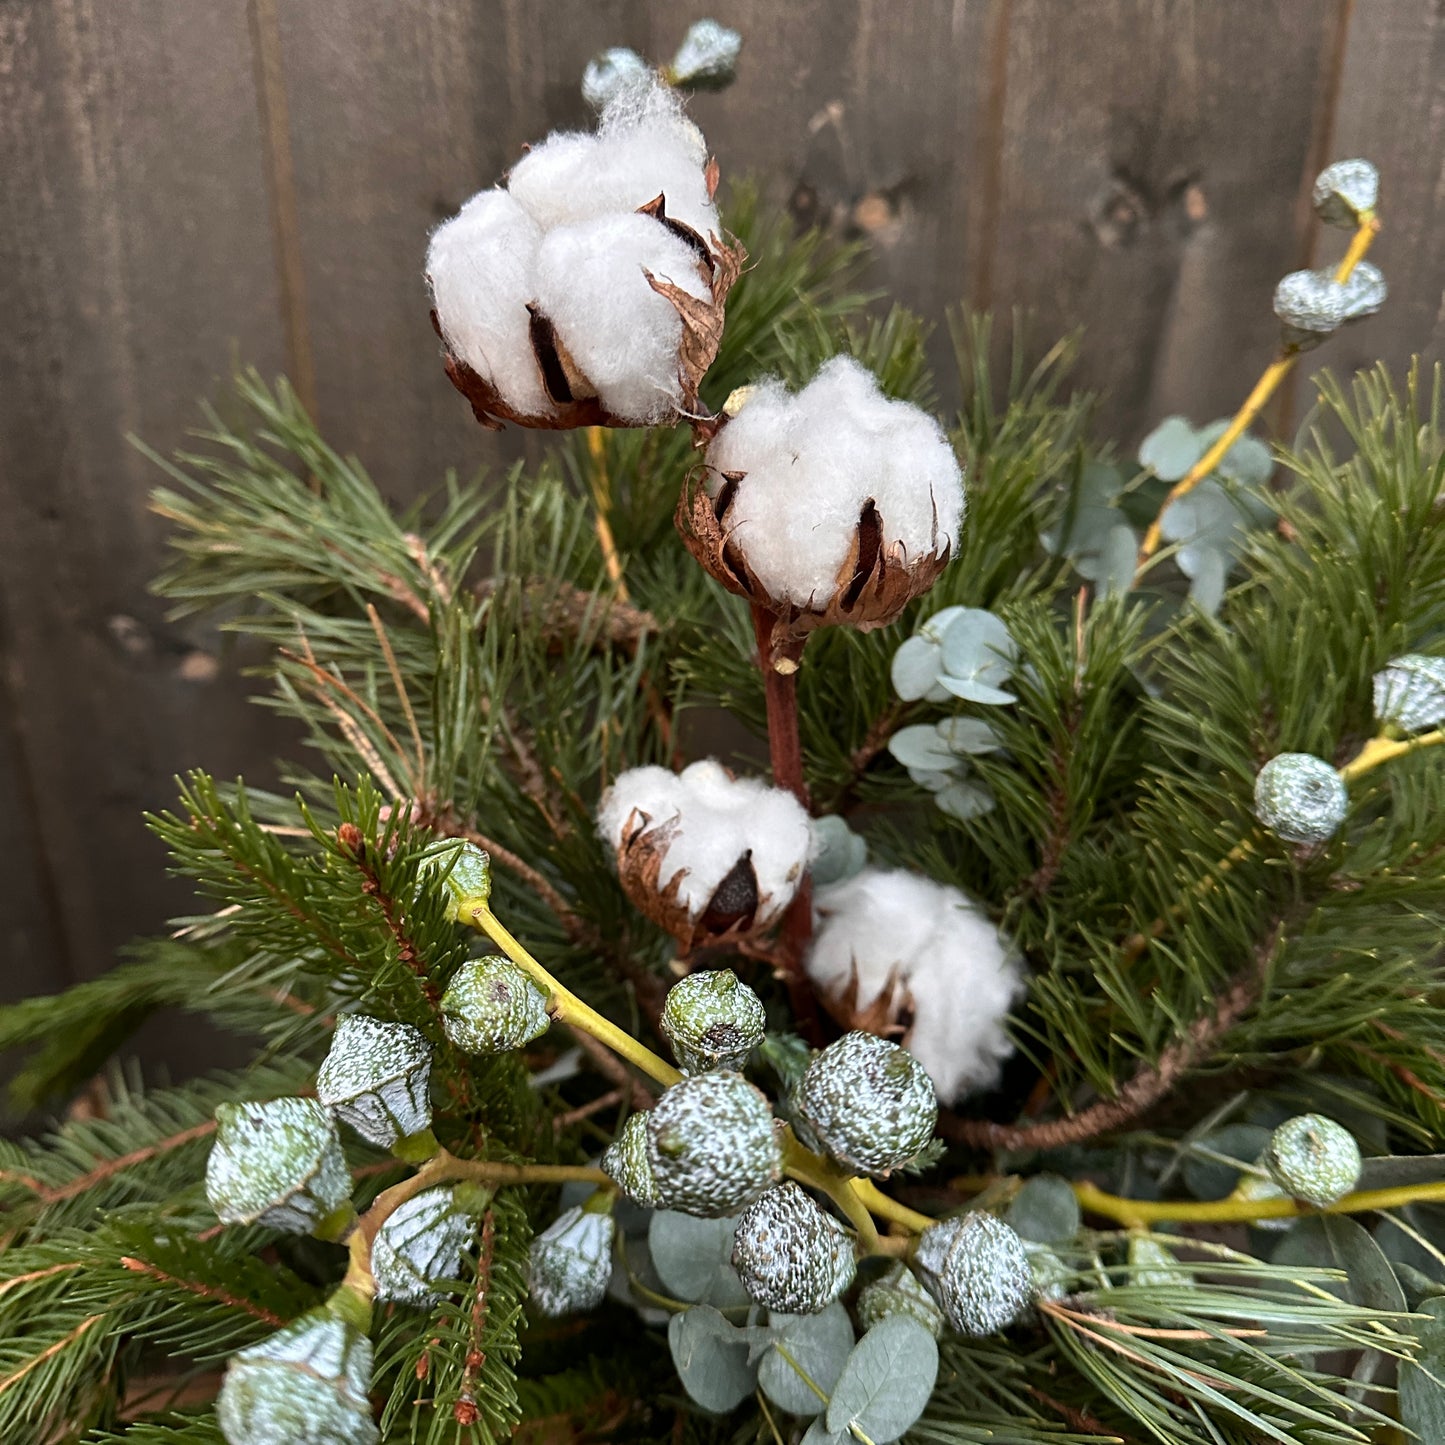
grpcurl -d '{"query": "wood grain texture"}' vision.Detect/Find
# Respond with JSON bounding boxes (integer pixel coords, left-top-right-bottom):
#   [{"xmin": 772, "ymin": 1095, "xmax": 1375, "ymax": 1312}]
[
  {"xmin": 3, "ymin": 0, "xmax": 1445, "ymax": 1052},
  {"xmin": 0, "ymin": 0, "xmax": 293, "ymax": 1015}
]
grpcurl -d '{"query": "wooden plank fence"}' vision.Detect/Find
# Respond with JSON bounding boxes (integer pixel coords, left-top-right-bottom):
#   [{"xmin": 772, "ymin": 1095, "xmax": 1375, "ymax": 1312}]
[{"xmin": 1, "ymin": 0, "xmax": 1441, "ymax": 1072}]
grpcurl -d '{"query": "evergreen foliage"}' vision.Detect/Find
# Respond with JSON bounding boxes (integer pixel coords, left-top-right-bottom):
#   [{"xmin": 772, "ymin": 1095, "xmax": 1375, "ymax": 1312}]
[{"xmin": 2, "ymin": 158, "xmax": 1444, "ymax": 1445}]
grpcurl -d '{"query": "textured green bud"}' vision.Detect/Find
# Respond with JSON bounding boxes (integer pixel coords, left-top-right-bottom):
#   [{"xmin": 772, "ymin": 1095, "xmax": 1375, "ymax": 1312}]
[
  {"xmin": 1254, "ymin": 752, "xmax": 1347, "ymax": 845},
  {"xmin": 440, "ymin": 957, "xmax": 551, "ymax": 1054},
  {"xmin": 1273, "ymin": 270, "xmax": 1347, "ymax": 350},
  {"xmin": 582, "ymin": 46, "xmax": 648, "ymax": 109},
  {"xmin": 371, "ymin": 1186, "xmax": 473, "ymax": 1306},
  {"xmin": 528, "ymin": 1205, "xmax": 616, "ymax": 1317},
  {"xmin": 1312, "ymin": 158, "xmax": 1378, "ymax": 228},
  {"xmin": 1128, "ymin": 1235, "xmax": 1188, "ymax": 1289},
  {"xmin": 856, "ymin": 1262, "xmax": 945, "ymax": 1337},
  {"xmin": 1374, "ymin": 655, "xmax": 1445, "ymax": 733},
  {"xmin": 646, "ymin": 1071, "xmax": 780, "ymax": 1218},
  {"xmin": 422, "ymin": 840, "xmax": 491, "ymax": 920},
  {"xmin": 668, "ymin": 18, "xmax": 742, "ymax": 90},
  {"xmin": 792, "ymin": 1032, "xmax": 938, "ymax": 1177},
  {"xmin": 206, "ymin": 1098, "xmax": 351, "ymax": 1235},
  {"xmin": 731, "ymin": 1182, "xmax": 856, "ymax": 1314},
  {"xmin": 316, "ymin": 1015, "xmax": 432, "ymax": 1151},
  {"xmin": 1339, "ymin": 261, "xmax": 1386, "ymax": 321},
  {"xmin": 1265, "ymin": 1114, "xmax": 1361, "ymax": 1207},
  {"xmin": 661, "ymin": 969, "xmax": 766, "ymax": 1074},
  {"xmin": 600, "ymin": 1112, "xmax": 658, "ymax": 1207},
  {"xmin": 217, "ymin": 1305, "xmax": 378, "ymax": 1445},
  {"xmin": 914, "ymin": 1213, "xmax": 1034, "ymax": 1337}
]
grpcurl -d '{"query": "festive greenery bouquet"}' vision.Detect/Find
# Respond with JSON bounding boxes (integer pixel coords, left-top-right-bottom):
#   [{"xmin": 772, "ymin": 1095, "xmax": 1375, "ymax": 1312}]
[{"xmin": 6, "ymin": 25, "xmax": 1445, "ymax": 1445}]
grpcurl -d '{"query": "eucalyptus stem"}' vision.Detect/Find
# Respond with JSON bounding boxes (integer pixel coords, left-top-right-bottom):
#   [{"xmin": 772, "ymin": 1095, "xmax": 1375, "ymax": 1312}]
[
  {"xmin": 460, "ymin": 902, "xmax": 682, "ymax": 1088},
  {"xmin": 1075, "ymin": 1175, "xmax": 1445, "ymax": 1229},
  {"xmin": 1136, "ymin": 209, "xmax": 1380, "ymax": 572},
  {"xmin": 851, "ymin": 1177, "xmax": 934, "ymax": 1235}
]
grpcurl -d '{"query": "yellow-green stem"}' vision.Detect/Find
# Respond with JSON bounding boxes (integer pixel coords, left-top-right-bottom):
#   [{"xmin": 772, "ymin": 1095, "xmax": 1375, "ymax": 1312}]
[
  {"xmin": 1075, "ymin": 1176, "xmax": 1445, "ymax": 1229},
  {"xmin": 1136, "ymin": 210, "xmax": 1379, "ymax": 572},
  {"xmin": 461, "ymin": 903, "xmax": 682, "ymax": 1088},
  {"xmin": 1339, "ymin": 728, "xmax": 1445, "ymax": 783},
  {"xmin": 851, "ymin": 1177, "xmax": 935, "ymax": 1235}
]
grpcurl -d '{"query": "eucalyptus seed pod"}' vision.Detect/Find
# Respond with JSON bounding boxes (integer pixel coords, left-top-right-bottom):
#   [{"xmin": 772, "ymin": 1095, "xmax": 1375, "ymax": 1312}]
[
  {"xmin": 1312, "ymin": 159, "xmax": 1379, "ymax": 227},
  {"xmin": 668, "ymin": 19, "xmax": 742, "ymax": 90},
  {"xmin": 661, "ymin": 968, "xmax": 767, "ymax": 1074},
  {"xmin": 316, "ymin": 1016, "xmax": 433, "ymax": 1153},
  {"xmin": 856, "ymin": 1261, "xmax": 946, "ymax": 1337},
  {"xmin": 646, "ymin": 1070, "xmax": 780, "ymax": 1218},
  {"xmin": 217, "ymin": 1302, "xmax": 378, "ymax": 1445},
  {"xmin": 1339, "ymin": 261, "xmax": 1387, "ymax": 321},
  {"xmin": 206, "ymin": 1098, "xmax": 352, "ymax": 1237},
  {"xmin": 1265, "ymin": 1114, "xmax": 1362, "ymax": 1208},
  {"xmin": 1024, "ymin": 1242, "xmax": 1071, "ymax": 1303},
  {"xmin": 371, "ymin": 1186, "xmax": 475, "ymax": 1306},
  {"xmin": 1374, "ymin": 654, "xmax": 1445, "ymax": 732},
  {"xmin": 600, "ymin": 1112, "xmax": 658, "ymax": 1207},
  {"xmin": 1273, "ymin": 269, "xmax": 1348, "ymax": 351},
  {"xmin": 792, "ymin": 1032, "xmax": 938, "ymax": 1177},
  {"xmin": 914, "ymin": 1212, "xmax": 1034, "ymax": 1337},
  {"xmin": 422, "ymin": 840, "xmax": 492, "ymax": 920},
  {"xmin": 528, "ymin": 1204, "xmax": 616, "ymax": 1316},
  {"xmin": 440, "ymin": 957, "xmax": 552, "ymax": 1054},
  {"xmin": 1253, "ymin": 752, "xmax": 1347, "ymax": 846},
  {"xmin": 731, "ymin": 1182, "xmax": 856, "ymax": 1314},
  {"xmin": 582, "ymin": 47, "xmax": 648, "ymax": 109}
]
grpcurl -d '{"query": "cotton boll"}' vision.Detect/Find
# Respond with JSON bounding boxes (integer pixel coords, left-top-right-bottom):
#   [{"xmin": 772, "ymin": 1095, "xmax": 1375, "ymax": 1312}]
[
  {"xmin": 426, "ymin": 189, "xmax": 550, "ymax": 418},
  {"xmin": 535, "ymin": 213, "xmax": 711, "ymax": 423},
  {"xmin": 506, "ymin": 132, "xmax": 604, "ymax": 231},
  {"xmin": 597, "ymin": 760, "xmax": 811, "ymax": 935},
  {"xmin": 702, "ymin": 358, "xmax": 965, "ymax": 610},
  {"xmin": 806, "ymin": 866, "xmax": 1024, "ymax": 1105},
  {"xmin": 599, "ymin": 72, "xmax": 709, "ymax": 167}
]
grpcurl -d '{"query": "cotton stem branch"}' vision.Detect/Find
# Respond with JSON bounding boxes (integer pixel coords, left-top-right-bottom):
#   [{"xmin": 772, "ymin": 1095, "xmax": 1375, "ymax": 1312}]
[
  {"xmin": 1135, "ymin": 210, "xmax": 1380, "ymax": 573},
  {"xmin": 460, "ymin": 903, "xmax": 682, "ymax": 1088}
]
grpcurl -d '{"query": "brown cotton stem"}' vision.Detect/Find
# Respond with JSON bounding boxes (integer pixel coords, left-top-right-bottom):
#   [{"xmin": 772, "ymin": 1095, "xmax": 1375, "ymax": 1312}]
[{"xmin": 749, "ymin": 603, "xmax": 823, "ymax": 1043}]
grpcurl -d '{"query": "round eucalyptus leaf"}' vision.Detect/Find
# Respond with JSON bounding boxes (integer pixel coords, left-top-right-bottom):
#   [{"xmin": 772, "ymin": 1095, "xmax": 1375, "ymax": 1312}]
[
  {"xmin": 1185, "ymin": 547, "xmax": 1228, "ymax": 615},
  {"xmin": 887, "ymin": 724, "xmax": 958, "ymax": 773},
  {"xmin": 1139, "ymin": 416, "xmax": 1204, "ymax": 481},
  {"xmin": 935, "ymin": 674, "xmax": 1017, "ymax": 707},
  {"xmin": 758, "ymin": 1303, "xmax": 855, "ymax": 1417},
  {"xmin": 907, "ymin": 765, "xmax": 957, "ymax": 794},
  {"xmin": 935, "ymin": 780, "xmax": 995, "ymax": 821},
  {"xmin": 1073, "ymin": 522, "xmax": 1139, "ymax": 596},
  {"xmin": 809, "ymin": 816, "xmax": 869, "ymax": 889},
  {"xmin": 825, "ymin": 1315, "xmax": 939, "ymax": 1443},
  {"xmin": 649, "ymin": 1211, "xmax": 750, "ymax": 1307},
  {"xmin": 1006, "ymin": 1175, "xmax": 1082, "ymax": 1244},
  {"xmin": 890, "ymin": 635, "xmax": 944, "ymax": 703},
  {"xmin": 1195, "ymin": 422, "xmax": 1273, "ymax": 488},
  {"xmin": 1182, "ymin": 1124, "xmax": 1272, "ymax": 1200},
  {"xmin": 668, "ymin": 1305, "xmax": 760, "ymax": 1413},
  {"xmin": 939, "ymin": 609, "xmax": 1017, "ymax": 688},
  {"xmin": 936, "ymin": 716, "xmax": 1002, "ymax": 756}
]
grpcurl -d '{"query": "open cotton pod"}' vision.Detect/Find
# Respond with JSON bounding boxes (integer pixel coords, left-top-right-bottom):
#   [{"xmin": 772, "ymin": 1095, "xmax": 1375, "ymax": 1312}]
[
  {"xmin": 677, "ymin": 358, "xmax": 965, "ymax": 665},
  {"xmin": 427, "ymin": 75, "xmax": 745, "ymax": 431},
  {"xmin": 596, "ymin": 760, "xmax": 810, "ymax": 950}
]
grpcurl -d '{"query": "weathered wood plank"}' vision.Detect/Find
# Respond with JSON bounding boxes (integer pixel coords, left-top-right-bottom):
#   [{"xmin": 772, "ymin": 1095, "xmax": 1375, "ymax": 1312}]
[
  {"xmin": 1298, "ymin": 0, "xmax": 1445, "ymax": 407},
  {"xmin": 0, "ymin": 0, "xmax": 292, "ymax": 1030},
  {"xmin": 987, "ymin": 0, "xmax": 1348, "ymax": 444}
]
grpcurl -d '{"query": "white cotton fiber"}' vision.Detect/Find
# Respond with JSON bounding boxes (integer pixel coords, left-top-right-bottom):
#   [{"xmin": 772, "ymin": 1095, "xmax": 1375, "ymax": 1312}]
[
  {"xmin": 597, "ymin": 760, "xmax": 811, "ymax": 924},
  {"xmin": 706, "ymin": 357, "xmax": 966, "ymax": 609},
  {"xmin": 425, "ymin": 188, "xmax": 550, "ymax": 417},
  {"xmin": 806, "ymin": 866, "xmax": 1023, "ymax": 1104},
  {"xmin": 535, "ymin": 212, "xmax": 711, "ymax": 423},
  {"xmin": 507, "ymin": 78, "xmax": 718, "ymax": 239}
]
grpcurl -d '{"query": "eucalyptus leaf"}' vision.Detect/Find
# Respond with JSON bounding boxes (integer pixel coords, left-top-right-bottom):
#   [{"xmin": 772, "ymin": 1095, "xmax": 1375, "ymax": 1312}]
[
  {"xmin": 1358, "ymin": 1155, "xmax": 1445, "ymax": 1190},
  {"xmin": 935, "ymin": 780, "xmax": 995, "ymax": 821},
  {"xmin": 1139, "ymin": 415, "xmax": 1204, "ymax": 481},
  {"xmin": 1182, "ymin": 1124, "xmax": 1272, "ymax": 1200},
  {"xmin": 938, "ymin": 609, "xmax": 1017, "ymax": 695},
  {"xmin": 890, "ymin": 634, "xmax": 944, "ymax": 703},
  {"xmin": 934, "ymin": 674, "xmax": 1017, "ymax": 706},
  {"xmin": 667, "ymin": 1305, "xmax": 760, "ymax": 1414},
  {"xmin": 1073, "ymin": 521, "xmax": 1138, "ymax": 596},
  {"xmin": 936, "ymin": 716, "xmax": 1002, "ymax": 755},
  {"xmin": 1186, "ymin": 545, "xmax": 1228, "ymax": 615},
  {"xmin": 907, "ymin": 765, "xmax": 957, "ymax": 794},
  {"xmin": 1195, "ymin": 421, "xmax": 1273, "ymax": 488},
  {"xmin": 650, "ymin": 1211, "xmax": 750, "ymax": 1307},
  {"xmin": 1321, "ymin": 1214, "xmax": 1406, "ymax": 1315},
  {"xmin": 887, "ymin": 724, "xmax": 958, "ymax": 773},
  {"xmin": 1006, "ymin": 1175, "xmax": 1081, "ymax": 1244},
  {"xmin": 801, "ymin": 1418, "xmax": 847, "ymax": 1445},
  {"xmin": 826, "ymin": 1315, "xmax": 939, "ymax": 1443},
  {"xmin": 758, "ymin": 1303, "xmax": 855, "ymax": 1416},
  {"xmin": 1399, "ymin": 1296, "xmax": 1445, "ymax": 1438},
  {"xmin": 808, "ymin": 815, "xmax": 869, "ymax": 889}
]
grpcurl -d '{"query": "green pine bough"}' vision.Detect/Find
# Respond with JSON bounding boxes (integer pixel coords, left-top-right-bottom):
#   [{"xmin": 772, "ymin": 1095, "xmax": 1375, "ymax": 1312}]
[{"xmin": 3, "ymin": 43, "xmax": 1445, "ymax": 1445}]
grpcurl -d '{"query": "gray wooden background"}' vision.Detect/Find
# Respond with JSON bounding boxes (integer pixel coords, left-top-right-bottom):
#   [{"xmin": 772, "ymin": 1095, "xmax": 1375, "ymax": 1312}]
[{"xmin": 2, "ymin": 0, "xmax": 1442, "ymax": 1071}]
